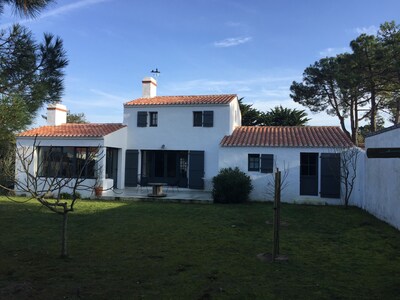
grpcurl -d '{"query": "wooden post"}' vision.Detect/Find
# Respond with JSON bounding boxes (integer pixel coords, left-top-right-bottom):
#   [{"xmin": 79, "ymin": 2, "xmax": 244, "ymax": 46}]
[{"xmin": 272, "ymin": 168, "xmax": 281, "ymax": 261}]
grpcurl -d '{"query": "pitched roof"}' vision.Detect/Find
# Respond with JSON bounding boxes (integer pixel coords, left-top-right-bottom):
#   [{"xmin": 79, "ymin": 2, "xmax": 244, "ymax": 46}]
[
  {"xmin": 220, "ymin": 126, "xmax": 354, "ymax": 148},
  {"xmin": 366, "ymin": 123, "xmax": 400, "ymax": 138},
  {"xmin": 17, "ymin": 123, "xmax": 126, "ymax": 138},
  {"xmin": 125, "ymin": 94, "xmax": 237, "ymax": 106}
]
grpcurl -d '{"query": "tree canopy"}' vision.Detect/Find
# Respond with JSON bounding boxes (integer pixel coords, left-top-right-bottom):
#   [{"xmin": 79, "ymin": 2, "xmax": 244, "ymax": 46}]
[
  {"xmin": 290, "ymin": 21, "xmax": 400, "ymax": 144},
  {"xmin": 238, "ymin": 98, "xmax": 310, "ymax": 126},
  {"xmin": 263, "ymin": 105, "xmax": 310, "ymax": 126},
  {"xmin": 0, "ymin": 0, "xmax": 67, "ymax": 191},
  {"xmin": 67, "ymin": 111, "xmax": 88, "ymax": 124},
  {"xmin": 0, "ymin": 0, "xmax": 53, "ymax": 18}
]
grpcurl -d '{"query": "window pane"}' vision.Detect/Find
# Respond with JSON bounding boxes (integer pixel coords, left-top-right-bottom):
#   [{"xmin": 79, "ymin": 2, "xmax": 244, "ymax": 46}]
[
  {"xmin": 48, "ymin": 147, "xmax": 62, "ymax": 177},
  {"xmin": 179, "ymin": 152, "xmax": 188, "ymax": 178},
  {"xmin": 61, "ymin": 147, "xmax": 75, "ymax": 177},
  {"xmin": 86, "ymin": 148, "xmax": 97, "ymax": 178},
  {"xmin": 248, "ymin": 154, "xmax": 259, "ymax": 171},
  {"xmin": 38, "ymin": 147, "xmax": 50, "ymax": 177},
  {"xmin": 167, "ymin": 152, "xmax": 176, "ymax": 177},
  {"xmin": 149, "ymin": 112, "xmax": 158, "ymax": 127},
  {"xmin": 154, "ymin": 151, "xmax": 164, "ymax": 177},
  {"xmin": 76, "ymin": 148, "xmax": 87, "ymax": 177}
]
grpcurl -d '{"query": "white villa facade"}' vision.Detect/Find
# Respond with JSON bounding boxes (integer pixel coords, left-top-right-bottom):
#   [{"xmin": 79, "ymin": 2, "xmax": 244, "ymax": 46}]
[{"xmin": 16, "ymin": 77, "xmax": 355, "ymax": 203}]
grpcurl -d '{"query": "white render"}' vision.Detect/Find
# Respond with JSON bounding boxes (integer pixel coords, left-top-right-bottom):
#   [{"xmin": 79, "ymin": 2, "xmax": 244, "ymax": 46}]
[
  {"xmin": 219, "ymin": 146, "xmax": 348, "ymax": 204},
  {"xmin": 361, "ymin": 126, "xmax": 400, "ymax": 229},
  {"xmin": 123, "ymin": 97, "xmax": 241, "ymax": 189},
  {"xmin": 15, "ymin": 76, "xmax": 372, "ymax": 207},
  {"xmin": 15, "ymin": 127, "xmax": 127, "ymax": 198},
  {"xmin": 47, "ymin": 103, "xmax": 67, "ymax": 126},
  {"xmin": 142, "ymin": 77, "xmax": 157, "ymax": 98}
]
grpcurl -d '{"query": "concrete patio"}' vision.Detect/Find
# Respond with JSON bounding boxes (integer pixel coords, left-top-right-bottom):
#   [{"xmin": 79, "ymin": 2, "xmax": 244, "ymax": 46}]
[{"xmin": 100, "ymin": 186, "xmax": 213, "ymax": 203}]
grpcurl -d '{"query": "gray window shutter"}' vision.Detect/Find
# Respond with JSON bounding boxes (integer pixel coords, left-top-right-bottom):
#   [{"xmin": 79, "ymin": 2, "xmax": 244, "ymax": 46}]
[
  {"xmin": 125, "ymin": 150, "xmax": 139, "ymax": 187},
  {"xmin": 189, "ymin": 151, "xmax": 204, "ymax": 189},
  {"xmin": 260, "ymin": 154, "xmax": 273, "ymax": 173},
  {"xmin": 203, "ymin": 111, "xmax": 214, "ymax": 127},
  {"xmin": 320, "ymin": 153, "xmax": 340, "ymax": 198},
  {"xmin": 137, "ymin": 112, "xmax": 147, "ymax": 127}
]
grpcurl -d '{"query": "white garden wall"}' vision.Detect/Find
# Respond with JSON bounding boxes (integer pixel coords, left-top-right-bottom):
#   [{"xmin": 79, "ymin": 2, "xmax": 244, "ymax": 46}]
[{"xmin": 360, "ymin": 126, "xmax": 400, "ymax": 230}]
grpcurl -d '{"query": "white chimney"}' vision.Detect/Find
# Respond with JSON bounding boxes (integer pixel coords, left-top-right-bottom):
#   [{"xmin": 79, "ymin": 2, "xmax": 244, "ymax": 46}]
[
  {"xmin": 47, "ymin": 103, "xmax": 67, "ymax": 126},
  {"xmin": 142, "ymin": 77, "xmax": 157, "ymax": 98}
]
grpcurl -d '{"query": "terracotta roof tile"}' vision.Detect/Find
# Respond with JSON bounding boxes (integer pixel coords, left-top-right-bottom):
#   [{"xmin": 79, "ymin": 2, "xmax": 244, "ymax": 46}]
[
  {"xmin": 125, "ymin": 94, "xmax": 237, "ymax": 106},
  {"xmin": 221, "ymin": 126, "xmax": 354, "ymax": 148},
  {"xmin": 18, "ymin": 123, "xmax": 126, "ymax": 138}
]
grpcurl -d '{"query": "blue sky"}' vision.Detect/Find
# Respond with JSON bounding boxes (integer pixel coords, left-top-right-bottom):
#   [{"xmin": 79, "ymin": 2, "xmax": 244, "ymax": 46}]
[{"xmin": 2, "ymin": 0, "xmax": 400, "ymax": 127}]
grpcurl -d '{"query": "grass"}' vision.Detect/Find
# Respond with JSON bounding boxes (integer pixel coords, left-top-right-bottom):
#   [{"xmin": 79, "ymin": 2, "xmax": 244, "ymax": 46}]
[{"xmin": 1, "ymin": 197, "xmax": 400, "ymax": 299}]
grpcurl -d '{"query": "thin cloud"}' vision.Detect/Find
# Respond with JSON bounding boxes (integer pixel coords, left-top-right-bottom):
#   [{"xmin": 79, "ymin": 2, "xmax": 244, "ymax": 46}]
[
  {"xmin": 355, "ymin": 25, "xmax": 378, "ymax": 35},
  {"xmin": 319, "ymin": 47, "xmax": 351, "ymax": 57},
  {"xmin": 225, "ymin": 21, "xmax": 242, "ymax": 27},
  {"xmin": 39, "ymin": 0, "xmax": 110, "ymax": 18},
  {"xmin": 214, "ymin": 36, "xmax": 252, "ymax": 48},
  {"xmin": 89, "ymin": 89, "xmax": 126, "ymax": 101},
  {"xmin": 1, "ymin": 0, "xmax": 110, "ymax": 28}
]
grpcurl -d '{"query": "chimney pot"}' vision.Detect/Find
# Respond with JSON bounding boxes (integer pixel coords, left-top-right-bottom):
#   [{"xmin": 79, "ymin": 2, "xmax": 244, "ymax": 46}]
[
  {"xmin": 142, "ymin": 77, "xmax": 157, "ymax": 98},
  {"xmin": 47, "ymin": 103, "xmax": 67, "ymax": 126}
]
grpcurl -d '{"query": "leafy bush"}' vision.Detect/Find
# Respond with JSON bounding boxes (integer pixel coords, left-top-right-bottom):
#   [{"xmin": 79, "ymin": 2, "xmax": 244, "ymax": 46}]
[
  {"xmin": 60, "ymin": 192, "xmax": 81, "ymax": 199},
  {"xmin": 212, "ymin": 167, "xmax": 253, "ymax": 203}
]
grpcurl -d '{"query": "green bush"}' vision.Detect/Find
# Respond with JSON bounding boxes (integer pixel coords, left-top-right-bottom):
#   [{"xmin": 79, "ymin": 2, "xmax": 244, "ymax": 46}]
[
  {"xmin": 212, "ymin": 167, "xmax": 253, "ymax": 203},
  {"xmin": 60, "ymin": 192, "xmax": 81, "ymax": 200}
]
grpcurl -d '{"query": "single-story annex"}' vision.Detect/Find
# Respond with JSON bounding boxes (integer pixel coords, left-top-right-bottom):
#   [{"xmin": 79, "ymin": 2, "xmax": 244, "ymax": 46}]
[{"xmin": 16, "ymin": 77, "xmax": 355, "ymax": 203}]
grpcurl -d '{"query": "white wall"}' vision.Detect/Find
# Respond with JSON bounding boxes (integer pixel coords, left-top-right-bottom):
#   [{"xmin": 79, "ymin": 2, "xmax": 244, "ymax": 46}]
[
  {"xmin": 104, "ymin": 127, "xmax": 127, "ymax": 189},
  {"xmin": 123, "ymin": 101, "xmax": 239, "ymax": 188},
  {"xmin": 361, "ymin": 127, "xmax": 400, "ymax": 229},
  {"xmin": 15, "ymin": 129, "xmax": 127, "ymax": 196},
  {"xmin": 219, "ymin": 146, "xmax": 349, "ymax": 204}
]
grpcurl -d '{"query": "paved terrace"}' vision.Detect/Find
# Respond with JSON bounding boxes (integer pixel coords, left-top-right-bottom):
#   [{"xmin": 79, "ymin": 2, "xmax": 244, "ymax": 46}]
[{"xmin": 101, "ymin": 187, "xmax": 213, "ymax": 203}]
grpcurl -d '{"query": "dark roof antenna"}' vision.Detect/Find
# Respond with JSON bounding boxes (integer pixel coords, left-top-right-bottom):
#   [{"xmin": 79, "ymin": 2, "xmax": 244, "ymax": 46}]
[{"xmin": 151, "ymin": 68, "xmax": 161, "ymax": 77}]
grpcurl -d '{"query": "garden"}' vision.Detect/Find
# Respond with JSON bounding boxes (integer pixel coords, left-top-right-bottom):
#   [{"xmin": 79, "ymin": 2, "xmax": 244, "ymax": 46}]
[{"xmin": 1, "ymin": 197, "xmax": 400, "ymax": 299}]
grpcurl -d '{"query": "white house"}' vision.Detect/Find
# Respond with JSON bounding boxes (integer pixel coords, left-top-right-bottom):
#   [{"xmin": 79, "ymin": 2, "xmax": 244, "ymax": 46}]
[
  {"xmin": 16, "ymin": 77, "xmax": 355, "ymax": 203},
  {"xmin": 219, "ymin": 126, "xmax": 355, "ymax": 203}
]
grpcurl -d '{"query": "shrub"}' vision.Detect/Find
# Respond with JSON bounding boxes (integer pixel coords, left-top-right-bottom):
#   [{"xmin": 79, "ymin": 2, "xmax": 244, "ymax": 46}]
[
  {"xmin": 60, "ymin": 192, "xmax": 81, "ymax": 200},
  {"xmin": 212, "ymin": 167, "xmax": 253, "ymax": 203}
]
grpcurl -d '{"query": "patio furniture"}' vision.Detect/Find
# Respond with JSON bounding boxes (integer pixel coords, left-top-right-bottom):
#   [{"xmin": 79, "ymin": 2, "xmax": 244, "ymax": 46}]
[
  {"xmin": 148, "ymin": 183, "xmax": 167, "ymax": 197},
  {"xmin": 137, "ymin": 174, "xmax": 149, "ymax": 193},
  {"xmin": 166, "ymin": 179, "xmax": 180, "ymax": 192}
]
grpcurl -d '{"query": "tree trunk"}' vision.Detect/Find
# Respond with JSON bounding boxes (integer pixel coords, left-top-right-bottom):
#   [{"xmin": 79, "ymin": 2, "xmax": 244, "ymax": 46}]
[
  {"xmin": 370, "ymin": 89, "xmax": 377, "ymax": 132},
  {"xmin": 354, "ymin": 101, "xmax": 359, "ymax": 145},
  {"xmin": 272, "ymin": 169, "xmax": 281, "ymax": 261},
  {"xmin": 395, "ymin": 97, "xmax": 400, "ymax": 124},
  {"xmin": 61, "ymin": 212, "xmax": 68, "ymax": 258}
]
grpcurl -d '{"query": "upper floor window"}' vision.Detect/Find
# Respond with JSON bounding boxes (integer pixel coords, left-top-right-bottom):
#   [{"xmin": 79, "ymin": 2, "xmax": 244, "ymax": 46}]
[
  {"xmin": 149, "ymin": 112, "xmax": 158, "ymax": 127},
  {"xmin": 193, "ymin": 111, "xmax": 214, "ymax": 127},
  {"xmin": 137, "ymin": 111, "xmax": 158, "ymax": 127}
]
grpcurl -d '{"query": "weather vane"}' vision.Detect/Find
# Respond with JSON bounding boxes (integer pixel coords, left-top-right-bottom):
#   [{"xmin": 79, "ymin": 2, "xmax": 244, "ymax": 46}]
[{"xmin": 151, "ymin": 68, "xmax": 161, "ymax": 77}]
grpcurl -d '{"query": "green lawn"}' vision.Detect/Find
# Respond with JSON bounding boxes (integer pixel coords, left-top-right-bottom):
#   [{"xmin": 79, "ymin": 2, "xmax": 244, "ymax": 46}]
[{"xmin": 1, "ymin": 197, "xmax": 399, "ymax": 299}]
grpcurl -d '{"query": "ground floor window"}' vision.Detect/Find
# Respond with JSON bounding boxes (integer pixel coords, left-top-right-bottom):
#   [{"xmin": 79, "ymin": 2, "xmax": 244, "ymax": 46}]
[
  {"xmin": 38, "ymin": 146, "xmax": 97, "ymax": 178},
  {"xmin": 247, "ymin": 154, "xmax": 273, "ymax": 173},
  {"xmin": 248, "ymin": 154, "xmax": 260, "ymax": 171}
]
